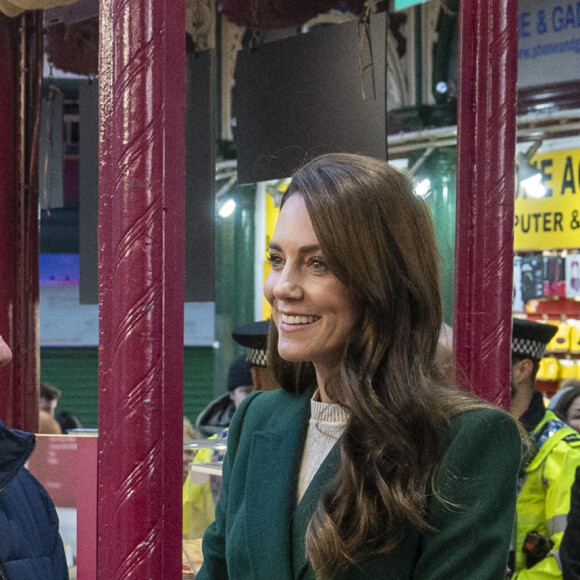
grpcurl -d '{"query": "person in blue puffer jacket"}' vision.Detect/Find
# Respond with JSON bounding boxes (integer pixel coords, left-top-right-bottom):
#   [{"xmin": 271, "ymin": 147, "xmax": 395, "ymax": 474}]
[{"xmin": 0, "ymin": 334, "xmax": 68, "ymax": 580}]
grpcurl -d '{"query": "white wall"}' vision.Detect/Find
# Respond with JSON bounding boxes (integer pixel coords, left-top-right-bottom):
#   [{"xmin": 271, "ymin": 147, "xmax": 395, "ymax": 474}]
[{"xmin": 40, "ymin": 285, "xmax": 214, "ymax": 347}]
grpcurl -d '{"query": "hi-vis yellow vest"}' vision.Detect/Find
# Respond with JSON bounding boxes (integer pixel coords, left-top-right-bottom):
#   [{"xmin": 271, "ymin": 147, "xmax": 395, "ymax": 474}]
[{"xmin": 514, "ymin": 410, "xmax": 580, "ymax": 579}]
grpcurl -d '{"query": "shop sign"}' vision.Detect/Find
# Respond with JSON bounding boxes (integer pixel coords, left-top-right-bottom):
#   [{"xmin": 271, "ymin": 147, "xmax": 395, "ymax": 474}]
[
  {"xmin": 515, "ymin": 148, "xmax": 580, "ymax": 250},
  {"xmin": 518, "ymin": 0, "xmax": 580, "ymax": 88}
]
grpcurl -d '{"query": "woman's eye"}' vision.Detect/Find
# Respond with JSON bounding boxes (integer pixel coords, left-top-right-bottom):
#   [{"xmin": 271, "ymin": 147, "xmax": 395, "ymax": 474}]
[
  {"xmin": 268, "ymin": 253, "xmax": 283, "ymax": 267},
  {"xmin": 309, "ymin": 258, "xmax": 328, "ymax": 272}
]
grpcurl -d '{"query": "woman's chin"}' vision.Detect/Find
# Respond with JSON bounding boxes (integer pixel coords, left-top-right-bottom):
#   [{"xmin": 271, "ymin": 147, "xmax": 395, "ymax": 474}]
[{"xmin": 277, "ymin": 345, "xmax": 307, "ymax": 364}]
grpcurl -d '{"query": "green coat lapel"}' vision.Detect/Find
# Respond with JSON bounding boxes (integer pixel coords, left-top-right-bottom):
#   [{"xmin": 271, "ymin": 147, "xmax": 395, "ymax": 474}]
[
  {"xmin": 291, "ymin": 442, "xmax": 342, "ymax": 580},
  {"xmin": 243, "ymin": 387, "xmax": 314, "ymax": 579}
]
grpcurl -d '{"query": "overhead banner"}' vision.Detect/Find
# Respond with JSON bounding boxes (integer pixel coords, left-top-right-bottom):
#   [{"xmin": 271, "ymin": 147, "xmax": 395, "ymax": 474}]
[
  {"xmin": 518, "ymin": 0, "xmax": 580, "ymax": 88},
  {"xmin": 514, "ymin": 148, "xmax": 580, "ymax": 251}
]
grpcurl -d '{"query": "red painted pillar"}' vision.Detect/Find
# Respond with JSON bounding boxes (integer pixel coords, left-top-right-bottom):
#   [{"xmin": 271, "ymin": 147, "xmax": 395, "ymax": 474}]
[
  {"xmin": 0, "ymin": 13, "xmax": 42, "ymax": 431},
  {"xmin": 97, "ymin": 0, "xmax": 185, "ymax": 576},
  {"xmin": 454, "ymin": 1, "xmax": 518, "ymax": 408},
  {"xmin": 0, "ymin": 14, "xmax": 18, "ymax": 421}
]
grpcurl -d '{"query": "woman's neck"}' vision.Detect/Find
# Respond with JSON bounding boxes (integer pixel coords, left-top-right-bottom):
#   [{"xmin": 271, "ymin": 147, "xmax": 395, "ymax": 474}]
[{"xmin": 314, "ymin": 366, "xmax": 338, "ymax": 404}]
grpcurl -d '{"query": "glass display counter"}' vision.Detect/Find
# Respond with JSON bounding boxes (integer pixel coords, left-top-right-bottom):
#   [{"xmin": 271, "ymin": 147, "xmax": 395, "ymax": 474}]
[
  {"xmin": 182, "ymin": 438, "xmax": 226, "ymax": 578},
  {"xmin": 28, "ymin": 433, "xmax": 224, "ymax": 579}
]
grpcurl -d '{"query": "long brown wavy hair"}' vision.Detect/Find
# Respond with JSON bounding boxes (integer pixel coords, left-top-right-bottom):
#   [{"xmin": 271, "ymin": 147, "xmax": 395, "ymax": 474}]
[{"xmin": 267, "ymin": 153, "xmax": 493, "ymax": 578}]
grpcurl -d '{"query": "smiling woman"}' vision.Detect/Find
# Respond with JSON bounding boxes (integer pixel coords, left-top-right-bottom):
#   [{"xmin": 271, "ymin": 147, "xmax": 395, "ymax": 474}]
[
  {"xmin": 264, "ymin": 194, "xmax": 359, "ymax": 393},
  {"xmin": 196, "ymin": 153, "xmax": 523, "ymax": 580}
]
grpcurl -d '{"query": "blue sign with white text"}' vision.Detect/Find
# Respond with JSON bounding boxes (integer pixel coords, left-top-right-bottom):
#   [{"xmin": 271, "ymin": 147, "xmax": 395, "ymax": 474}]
[{"xmin": 518, "ymin": 0, "xmax": 580, "ymax": 88}]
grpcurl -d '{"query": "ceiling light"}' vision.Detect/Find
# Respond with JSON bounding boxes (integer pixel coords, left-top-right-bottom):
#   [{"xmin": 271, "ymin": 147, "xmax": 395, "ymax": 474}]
[
  {"xmin": 517, "ymin": 150, "xmax": 546, "ymax": 198},
  {"xmin": 218, "ymin": 198, "xmax": 236, "ymax": 218},
  {"xmin": 520, "ymin": 172, "xmax": 546, "ymax": 198},
  {"xmin": 415, "ymin": 178, "xmax": 431, "ymax": 198},
  {"xmin": 517, "ymin": 137, "xmax": 546, "ymax": 198}
]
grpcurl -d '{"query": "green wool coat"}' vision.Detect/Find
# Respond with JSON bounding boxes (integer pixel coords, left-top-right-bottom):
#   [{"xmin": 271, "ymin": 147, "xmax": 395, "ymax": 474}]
[{"xmin": 196, "ymin": 386, "xmax": 522, "ymax": 580}]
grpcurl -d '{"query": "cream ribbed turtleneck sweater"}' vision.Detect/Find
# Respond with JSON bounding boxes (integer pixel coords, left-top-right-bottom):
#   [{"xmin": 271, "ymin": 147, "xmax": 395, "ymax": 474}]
[{"xmin": 297, "ymin": 394, "xmax": 349, "ymax": 503}]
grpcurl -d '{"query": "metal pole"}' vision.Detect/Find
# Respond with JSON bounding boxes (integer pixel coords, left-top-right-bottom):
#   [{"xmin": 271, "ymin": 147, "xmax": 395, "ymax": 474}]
[
  {"xmin": 454, "ymin": 0, "xmax": 518, "ymax": 408},
  {"xmin": 97, "ymin": 0, "xmax": 186, "ymax": 576}
]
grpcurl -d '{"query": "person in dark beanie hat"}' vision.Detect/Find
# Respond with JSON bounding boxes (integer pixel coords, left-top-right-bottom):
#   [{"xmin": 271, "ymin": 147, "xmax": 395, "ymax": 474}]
[
  {"xmin": 232, "ymin": 320, "xmax": 279, "ymax": 391},
  {"xmin": 509, "ymin": 318, "xmax": 580, "ymax": 578},
  {"xmin": 195, "ymin": 355, "xmax": 254, "ymax": 438},
  {"xmin": 227, "ymin": 355, "xmax": 254, "ymax": 408}
]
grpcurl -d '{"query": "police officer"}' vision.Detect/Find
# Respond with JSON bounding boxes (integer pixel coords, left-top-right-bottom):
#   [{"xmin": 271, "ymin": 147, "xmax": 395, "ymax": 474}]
[
  {"xmin": 231, "ymin": 319, "xmax": 279, "ymax": 391},
  {"xmin": 195, "ymin": 321, "xmax": 279, "ymax": 438},
  {"xmin": 510, "ymin": 318, "xmax": 580, "ymax": 579}
]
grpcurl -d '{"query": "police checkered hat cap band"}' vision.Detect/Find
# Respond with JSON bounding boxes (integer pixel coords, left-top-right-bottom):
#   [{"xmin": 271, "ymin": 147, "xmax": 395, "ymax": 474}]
[
  {"xmin": 511, "ymin": 318, "xmax": 557, "ymax": 361},
  {"xmin": 232, "ymin": 321, "xmax": 269, "ymax": 348},
  {"xmin": 248, "ymin": 348, "xmax": 268, "ymax": 367},
  {"xmin": 511, "ymin": 337, "xmax": 548, "ymax": 361}
]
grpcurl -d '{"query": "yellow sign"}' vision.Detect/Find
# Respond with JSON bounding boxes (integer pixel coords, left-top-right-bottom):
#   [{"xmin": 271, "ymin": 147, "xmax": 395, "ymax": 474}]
[
  {"xmin": 262, "ymin": 193, "xmax": 280, "ymax": 319},
  {"xmin": 515, "ymin": 148, "xmax": 580, "ymax": 251}
]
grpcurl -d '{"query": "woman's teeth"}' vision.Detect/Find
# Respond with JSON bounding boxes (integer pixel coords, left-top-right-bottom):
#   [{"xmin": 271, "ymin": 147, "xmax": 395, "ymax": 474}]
[{"xmin": 281, "ymin": 314, "xmax": 319, "ymax": 325}]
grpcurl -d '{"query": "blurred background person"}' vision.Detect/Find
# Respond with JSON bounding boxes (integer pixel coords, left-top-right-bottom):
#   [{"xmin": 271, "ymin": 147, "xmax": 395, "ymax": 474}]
[
  {"xmin": 195, "ymin": 319, "xmax": 276, "ymax": 439},
  {"xmin": 548, "ymin": 385, "xmax": 573, "ymax": 412},
  {"xmin": 195, "ymin": 354, "xmax": 253, "ymax": 439},
  {"xmin": 56, "ymin": 410, "xmax": 83, "ymax": 434},
  {"xmin": 39, "ymin": 381, "xmax": 63, "ymax": 434},
  {"xmin": 0, "ymin": 334, "xmax": 69, "ymax": 579},
  {"xmin": 554, "ymin": 380, "xmax": 580, "ymax": 434},
  {"xmin": 40, "ymin": 381, "xmax": 61, "ymax": 417}
]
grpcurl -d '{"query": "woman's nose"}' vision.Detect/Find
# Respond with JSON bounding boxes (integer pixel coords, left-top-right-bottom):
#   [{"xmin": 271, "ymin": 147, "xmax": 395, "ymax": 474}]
[
  {"xmin": 0, "ymin": 335, "xmax": 13, "ymax": 366},
  {"xmin": 273, "ymin": 266, "xmax": 303, "ymax": 301}
]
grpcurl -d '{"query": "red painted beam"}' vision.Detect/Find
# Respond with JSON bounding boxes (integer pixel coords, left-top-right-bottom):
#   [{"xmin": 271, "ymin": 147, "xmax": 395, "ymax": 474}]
[
  {"xmin": 0, "ymin": 13, "xmax": 42, "ymax": 431},
  {"xmin": 97, "ymin": 0, "xmax": 186, "ymax": 577},
  {"xmin": 0, "ymin": 14, "xmax": 18, "ymax": 423},
  {"xmin": 454, "ymin": 1, "xmax": 518, "ymax": 408}
]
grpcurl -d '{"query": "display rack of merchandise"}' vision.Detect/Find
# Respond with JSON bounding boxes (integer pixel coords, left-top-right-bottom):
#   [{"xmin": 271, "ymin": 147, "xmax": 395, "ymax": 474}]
[{"xmin": 513, "ymin": 249, "xmax": 580, "ymax": 396}]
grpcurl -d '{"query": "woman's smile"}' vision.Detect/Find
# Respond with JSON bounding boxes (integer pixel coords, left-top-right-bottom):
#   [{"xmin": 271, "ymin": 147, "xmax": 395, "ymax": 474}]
[{"xmin": 280, "ymin": 314, "xmax": 321, "ymax": 325}]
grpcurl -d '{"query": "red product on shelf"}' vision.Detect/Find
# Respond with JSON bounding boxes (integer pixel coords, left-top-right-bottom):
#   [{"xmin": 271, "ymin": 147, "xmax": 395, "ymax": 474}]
[
  {"xmin": 542, "ymin": 256, "xmax": 566, "ymax": 298},
  {"xmin": 566, "ymin": 255, "xmax": 580, "ymax": 298}
]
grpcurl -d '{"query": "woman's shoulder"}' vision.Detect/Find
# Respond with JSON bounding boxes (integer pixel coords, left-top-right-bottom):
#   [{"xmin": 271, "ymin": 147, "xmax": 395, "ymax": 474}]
[
  {"xmin": 451, "ymin": 405, "xmax": 517, "ymax": 429},
  {"xmin": 444, "ymin": 405, "xmax": 522, "ymax": 454},
  {"xmin": 239, "ymin": 387, "xmax": 304, "ymax": 414},
  {"xmin": 431, "ymin": 405, "xmax": 523, "ymax": 501},
  {"xmin": 229, "ymin": 387, "xmax": 312, "ymax": 435}
]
